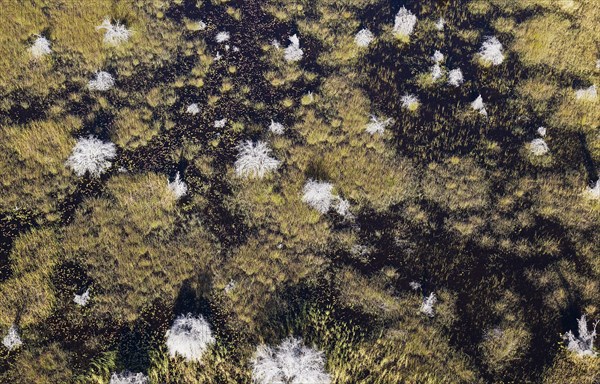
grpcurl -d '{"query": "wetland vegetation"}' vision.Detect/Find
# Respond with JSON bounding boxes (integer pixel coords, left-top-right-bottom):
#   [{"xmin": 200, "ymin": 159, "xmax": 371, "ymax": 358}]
[{"xmin": 0, "ymin": 0, "xmax": 599, "ymax": 383}]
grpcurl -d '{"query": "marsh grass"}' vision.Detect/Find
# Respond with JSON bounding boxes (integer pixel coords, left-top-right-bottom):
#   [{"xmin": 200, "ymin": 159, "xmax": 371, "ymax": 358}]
[
  {"xmin": 1, "ymin": 0, "xmax": 600, "ymax": 383},
  {"xmin": 0, "ymin": 117, "xmax": 79, "ymax": 217}
]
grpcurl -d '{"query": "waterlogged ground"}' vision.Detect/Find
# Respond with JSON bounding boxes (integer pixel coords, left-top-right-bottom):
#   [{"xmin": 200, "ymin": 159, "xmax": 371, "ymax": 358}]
[{"xmin": 0, "ymin": 0, "xmax": 599, "ymax": 383}]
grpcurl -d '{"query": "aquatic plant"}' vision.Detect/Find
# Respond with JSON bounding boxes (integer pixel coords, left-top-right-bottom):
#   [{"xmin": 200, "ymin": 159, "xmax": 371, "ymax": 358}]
[
  {"xmin": 168, "ymin": 172, "xmax": 187, "ymax": 199},
  {"xmin": 28, "ymin": 35, "xmax": 51, "ymax": 59},
  {"xmin": 65, "ymin": 136, "xmax": 117, "ymax": 177},
  {"xmin": 251, "ymin": 337, "xmax": 331, "ymax": 384},
  {"xmin": 529, "ymin": 138, "xmax": 549, "ymax": 156},
  {"xmin": 284, "ymin": 34, "xmax": 303, "ymax": 62},
  {"xmin": 109, "ymin": 371, "xmax": 148, "ymax": 384},
  {"xmin": 393, "ymin": 7, "xmax": 417, "ymax": 39},
  {"xmin": 166, "ymin": 314, "xmax": 215, "ymax": 362},
  {"xmin": 447, "ymin": 68, "xmax": 464, "ymax": 87},
  {"xmin": 269, "ymin": 120, "xmax": 285, "ymax": 135},
  {"xmin": 74, "ymin": 288, "xmax": 91, "ymax": 306},
  {"xmin": 96, "ymin": 18, "xmax": 132, "ymax": 46},
  {"xmin": 563, "ymin": 315, "xmax": 598, "ymax": 357},
  {"xmin": 2, "ymin": 324, "xmax": 22, "ymax": 350},
  {"xmin": 478, "ymin": 36, "xmax": 505, "ymax": 66},
  {"xmin": 471, "ymin": 95, "xmax": 487, "ymax": 116},
  {"xmin": 235, "ymin": 141, "xmax": 280, "ymax": 179},
  {"xmin": 354, "ymin": 29, "xmax": 374, "ymax": 47},
  {"xmin": 365, "ymin": 115, "xmax": 393, "ymax": 135},
  {"xmin": 88, "ymin": 71, "xmax": 115, "ymax": 91},
  {"xmin": 420, "ymin": 293, "xmax": 437, "ymax": 317},
  {"xmin": 302, "ymin": 180, "xmax": 335, "ymax": 214}
]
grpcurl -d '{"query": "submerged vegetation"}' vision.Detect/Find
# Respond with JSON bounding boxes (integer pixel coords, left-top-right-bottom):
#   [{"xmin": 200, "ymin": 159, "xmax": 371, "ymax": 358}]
[{"xmin": 0, "ymin": 0, "xmax": 599, "ymax": 382}]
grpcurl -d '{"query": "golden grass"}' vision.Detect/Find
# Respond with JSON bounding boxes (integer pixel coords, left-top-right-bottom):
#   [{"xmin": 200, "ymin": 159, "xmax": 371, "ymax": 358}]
[
  {"xmin": 112, "ymin": 107, "xmax": 159, "ymax": 148},
  {"xmin": 543, "ymin": 350, "xmax": 600, "ymax": 384},
  {"xmin": 331, "ymin": 269, "xmax": 479, "ymax": 383},
  {"xmin": 62, "ymin": 173, "xmax": 216, "ymax": 323},
  {"xmin": 0, "ymin": 228, "xmax": 61, "ymax": 328},
  {"xmin": 1, "ymin": 1, "xmax": 599, "ymax": 382},
  {"xmin": 511, "ymin": 13, "xmax": 598, "ymax": 75},
  {"xmin": 0, "ymin": 1, "xmax": 51, "ymax": 90},
  {"xmin": 1, "ymin": 343, "xmax": 73, "ymax": 383},
  {"xmin": 0, "ymin": 116, "xmax": 79, "ymax": 217},
  {"xmin": 423, "ymin": 157, "xmax": 490, "ymax": 212}
]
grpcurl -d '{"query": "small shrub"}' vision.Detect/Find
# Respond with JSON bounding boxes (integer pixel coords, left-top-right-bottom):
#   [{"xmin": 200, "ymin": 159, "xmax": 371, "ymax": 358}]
[
  {"xmin": 186, "ymin": 103, "xmax": 200, "ymax": 115},
  {"xmin": 65, "ymin": 135, "xmax": 117, "ymax": 177},
  {"xmin": 166, "ymin": 314, "xmax": 215, "ymax": 362},
  {"xmin": 269, "ymin": 120, "xmax": 285, "ymax": 135},
  {"xmin": 73, "ymin": 288, "xmax": 90, "ymax": 306},
  {"xmin": 537, "ymin": 126, "xmax": 547, "ymax": 136},
  {"xmin": 88, "ymin": 71, "xmax": 115, "ymax": 91},
  {"xmin": 284, "ymin": 34, "xmax": 303, "ymax": 62},
  {"xmin": 409, "ymin": 281, "xmax": 422, "ymax": 290},
  {"xmin": 478, "ymin": 36, "xmax": 505, "ymax": 66},
  {"xmin": 529, "ymin": 138, "xmax": 550, "ymax": 156},
  {"xmin": 215, "ymin": 31, "xmax": 230, "ymax": 43},
  {"xmin": 365, "ymin": 116, "xmax": 393, "ymax": 135},
  {"xmin": 354, "ymin": 29, "xmax": 374, "ymax": 47},
  {"xmin": 435, "ymin": 17, "xmax": 445, "ymax": 31},
  {"xmin": 235, "ymin": 141, "xmax": 280, "ymax": 179},
  {"xmin": 109, "ymin": 371, "xmax": 148, "ymax": 384},
  {"xmin": 393, "ymin": 7, "xmax": 417, "ymax": 39},
  {"xmin": 302, "ymin": 179, "xmax": 334, "ymax": 214},
  {"xmin": 2, "ymin": 324, "xmax": 22, "ymax": 350},
  {"xmin": 431, "ymin": 64, "xmax": 443, "ymax": 81},
  {"xmin": 420, "ymin": 292, "xmax": 437, "ymax": 317},
  {"xmin": 251, "ymin": 337, "xmax": 331, "ymax": 384},
  {"xmin": 167, "ymin": 172, "xmax": 188, "ymax": 199},
  {"xmin": 334, "ymin": 197, "xmax": 351, "ymax": 217},
  {"xmin": 214, "ymin": 118, "xmax": 227, "ymax": 128},
  {"xmin": 401, "ymin": 94, "xmax": 420, "ymax": 111},
  {"xmin": 564, "ymin": 315, "xmax": 598, "ymax": 357},
  {"xmin": 28, "ymin": 36, "xmax": 51, "ymax": 59},
  {"xmin": 448, "ymin": 68, "xmax": 464, "ymax": 87},
  {"xmin": 471, "ymin": 95, "xmax": 488, "ymax": 116},
  {"xmin": 575, "ymin": 85, "xmax": 597, "ymax": 101},
  {"xmin": 96, "ymin": 18, "xmax": 132, "ymax": 46}
]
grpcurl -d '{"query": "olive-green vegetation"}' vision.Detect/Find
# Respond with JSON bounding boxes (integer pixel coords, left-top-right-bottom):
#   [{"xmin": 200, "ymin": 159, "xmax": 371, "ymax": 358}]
[{"xmin": 0, "ymin": 0, "xmax": 599, "ymax": 383}]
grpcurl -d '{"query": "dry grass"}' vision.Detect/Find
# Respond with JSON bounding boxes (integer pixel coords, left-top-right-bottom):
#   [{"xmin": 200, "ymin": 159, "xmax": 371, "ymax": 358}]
[
  {"xmin": 0, "ymin": 117, "xmax": 79, "ymax": 217},
  {"xmin": 0, "ymin": 228, "xmax": 61, "ymax": 328},
  {"xmin": 62, "ymin": 173, "xmax": 217, "ymax": 324},
  {"xmin": 511, "ymin": 12, "xmax": 598, "ymax": 75},
  {"xmin": 1, "ymin": 0, "xmax": 599, "ymax": 382}
]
